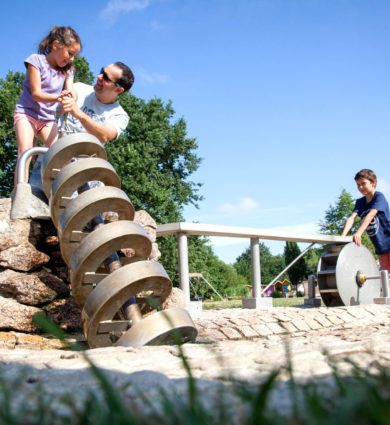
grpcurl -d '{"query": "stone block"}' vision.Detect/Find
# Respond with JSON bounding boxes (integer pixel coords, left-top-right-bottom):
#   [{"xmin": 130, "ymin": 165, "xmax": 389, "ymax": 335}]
[
  {"xmin": 304, "ymin": 297, "xmax": 322, "ymax": 307},
  {"xmin": 374, "ymin": 297, "xmax": 390, "ymax": 305},
  {"xmin": 242, "ymin": 297, "xmax": 273, "ymax": 309}
]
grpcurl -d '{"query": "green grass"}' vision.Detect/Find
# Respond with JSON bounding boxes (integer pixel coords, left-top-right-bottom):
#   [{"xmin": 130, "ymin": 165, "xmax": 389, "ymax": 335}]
[{"xmin": 203, "ymin": 296, "xmax": 307, "ymax": 310}]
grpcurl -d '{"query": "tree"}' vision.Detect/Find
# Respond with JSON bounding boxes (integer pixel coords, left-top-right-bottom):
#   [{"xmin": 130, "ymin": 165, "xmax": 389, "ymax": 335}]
[
  {"xmin": 161, "ymin": 235, "xmax": 246, "ymax": 299},
  {"xmin": 107, "ymin": 95, "xmax": 202, "ymax": 224},
  {"xmin": 186, "ymin": 236, "xmax": 247, "ymax": 299},
  {"xmin": 106, "ymin": 95, "xmax": 204, "ymax": 280},
  {"xmin": 318, "ymin": 188, "xmax": 375, "ymax": 254},
  {"xmin": 305, "ymin": 247, "xmax": 322, "ymax": 276},
  {"xmin": 318, "ymin": 189, "xmax": 355, "ymax": 234},
  {"xmin": 284, "ymin": 241, "xmax": 307, "ymax": 287},
  {"xmin": 73, "ymin": 56, "xmax": 94, "ymax": 84},
  {"xmin": 0, "ymin": 71, "xmax": 23, "ymax": 196},
  {"xmin": 234, "ymin": 242, "xmax": 286, "ymax": 287}
]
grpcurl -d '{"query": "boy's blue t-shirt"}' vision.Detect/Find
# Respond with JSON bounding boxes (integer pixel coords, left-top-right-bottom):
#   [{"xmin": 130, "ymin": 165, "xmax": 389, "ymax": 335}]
[{"xmin": 353, "ymin": 191, "xmax": 390, "ymax": 255}]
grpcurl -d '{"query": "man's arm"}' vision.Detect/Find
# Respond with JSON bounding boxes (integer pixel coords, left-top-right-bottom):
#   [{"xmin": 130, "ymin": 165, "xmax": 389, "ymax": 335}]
[{"xmin": 61, "ymin": 96, "xmax": 117, "ymax": 143}]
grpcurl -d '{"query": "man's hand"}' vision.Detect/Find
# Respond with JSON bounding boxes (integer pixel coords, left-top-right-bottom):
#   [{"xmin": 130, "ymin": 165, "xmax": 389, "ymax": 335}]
[{"xmin": 60, "ymin": 95, "xmax": 80, "ymax": 118}]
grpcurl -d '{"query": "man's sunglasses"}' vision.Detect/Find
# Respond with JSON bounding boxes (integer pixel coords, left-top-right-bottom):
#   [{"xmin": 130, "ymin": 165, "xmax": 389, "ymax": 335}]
[{"xmin": 100, "ymin": 67, "xmax": 124, "ymax": 89}]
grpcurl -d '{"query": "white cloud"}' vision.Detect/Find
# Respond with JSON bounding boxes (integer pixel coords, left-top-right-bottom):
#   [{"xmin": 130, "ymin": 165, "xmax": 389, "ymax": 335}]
[
  {"xmin": 100, "ymin": 0, "xmax": 151, "ymax": 26},
  {"xmin": 217, "ymin": 197, "xmax": 259, "ymax": 216},
  {"xmin": 135, "ymin": 67, "xmax": 169, "ymax": 84}
]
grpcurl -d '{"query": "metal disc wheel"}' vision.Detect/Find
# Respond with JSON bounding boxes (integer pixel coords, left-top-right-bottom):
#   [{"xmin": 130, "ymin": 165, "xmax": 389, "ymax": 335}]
[
  {"xmin": 81, "ymin": 260, "xmax": 173, "ymax": 347},
  {"xmin": 41, "ymin": 133, "xmax": 106, "ymax": 197},
  {"xmin": 117, "ymin": 307, "xmax": 198, "ymax": 348},
  {"xmin": 317, "ymin": 242, "xmax": 381, "ymax": 306}
]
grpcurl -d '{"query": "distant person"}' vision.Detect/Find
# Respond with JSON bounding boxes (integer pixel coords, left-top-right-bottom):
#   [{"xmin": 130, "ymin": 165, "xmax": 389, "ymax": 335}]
[
  {"xmin": 342, "ymin": 168, "xmax": 390, "ymax": 272},
  {"xmin": 14, "ymin": 26, "xmax": 81, "ymax": 180},
  {"xmin": 59, "ymin": 62, "xmax": 134, "ymax": 143}
]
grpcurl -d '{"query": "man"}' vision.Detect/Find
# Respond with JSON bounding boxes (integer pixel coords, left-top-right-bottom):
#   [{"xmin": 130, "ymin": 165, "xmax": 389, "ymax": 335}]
[
  {"xmin": 60, "ymin": 61, "xmax": 134, "ymax": 142},
  {"xmin": 28, "ymin": 62, "xmax": 134, "ymax": 195}
]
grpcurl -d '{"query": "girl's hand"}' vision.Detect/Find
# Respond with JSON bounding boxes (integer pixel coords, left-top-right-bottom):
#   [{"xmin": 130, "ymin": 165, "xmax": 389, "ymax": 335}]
[{"xmin": 57, "ymin": 90, "xmax": 72, "ymax": 102}]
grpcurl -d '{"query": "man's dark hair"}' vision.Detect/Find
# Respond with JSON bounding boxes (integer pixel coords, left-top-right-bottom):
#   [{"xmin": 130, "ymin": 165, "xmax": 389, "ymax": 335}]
[{"xmin": 114, "ymin": 61, "xmax": 134, "ymax": 92}]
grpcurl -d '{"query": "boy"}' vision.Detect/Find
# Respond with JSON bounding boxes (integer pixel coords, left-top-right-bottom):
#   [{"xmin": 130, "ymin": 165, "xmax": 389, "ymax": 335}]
[{"xmin": 342, "ymin": 169, "xmax": 390, "ymax": 272}]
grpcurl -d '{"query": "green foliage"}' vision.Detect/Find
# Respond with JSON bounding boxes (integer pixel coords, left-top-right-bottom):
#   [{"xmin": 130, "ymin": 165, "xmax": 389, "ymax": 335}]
[
  {"xmin": 304, "ymin": 247, "xmax": 322, "ymax": 276},
  {"xmin": 319, "ymin": 188, "xmax": 375, "ymax": 255},
  {"xmin": 73, "ymin": 56, "xmax": 94, "ymax": 84},
  {"xmin": 318, "ymin": 188, "xmax": 355, "ymax": 235},
  {"xmin": 106, "ymin": 95, "xmax": 202, "ymax": 224},
  {"xmin": 284, "ymin": 242, "xmax": 307, "ymax": 286},
  {"xmin": 186, "ymin": 236, "xmax": 247, "ymax": 299},
  {"xmin": 158, "ymin": 236, "xmax": 247, "ymax": 299},
  {"xmin": 0, "ymin": 71, "xmax": 24, "ymax": 196},
  {"xmin": 234, "ymin": 242, "xmax": 286, "ymax": 286}
]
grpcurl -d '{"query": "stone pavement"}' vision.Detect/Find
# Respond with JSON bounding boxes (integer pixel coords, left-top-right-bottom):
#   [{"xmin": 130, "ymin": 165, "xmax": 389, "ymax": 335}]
[
  {"xmin": 1, "ymin": 304, "xmax": 390, "ymax": 421},
  {"xmin": 195, "ymin": 304, "xmax": 390, "ymax": 342}
]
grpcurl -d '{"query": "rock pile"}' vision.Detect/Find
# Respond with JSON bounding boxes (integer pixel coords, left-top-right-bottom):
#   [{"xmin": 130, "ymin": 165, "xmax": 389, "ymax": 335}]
[{"xmin": 0, "ymin": 197, "xmax": 163, "ymax": 340}]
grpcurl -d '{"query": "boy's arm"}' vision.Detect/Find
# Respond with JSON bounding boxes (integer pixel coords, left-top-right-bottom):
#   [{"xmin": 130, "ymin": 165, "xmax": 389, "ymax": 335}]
[
  {"xmin": 28, "ymin": 64, "xmax": 61, "ymax": 103},
  {"xmin": 352, "ymin": 209, "xmax": 378, "ymax": 246},
  {"xmin": 341, "ymin": 212, "xmax": 358, "ymax": 236}
]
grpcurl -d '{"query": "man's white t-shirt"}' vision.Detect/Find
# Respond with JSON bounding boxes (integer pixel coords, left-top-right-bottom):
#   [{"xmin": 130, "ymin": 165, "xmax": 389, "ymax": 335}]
[{"xmin": 62, "ymin": 82, "xmax": 129, "ymax": 139}]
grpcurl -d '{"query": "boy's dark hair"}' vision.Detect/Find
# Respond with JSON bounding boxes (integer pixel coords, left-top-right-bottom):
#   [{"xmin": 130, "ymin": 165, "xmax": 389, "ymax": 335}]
[
  {"xmin": 38, "ymin": 26, "xmax": 82, "ymax": 72},
  {"xmin": 354, "ymin": 168, "xmax": 377, "ymax": 184},
  {"xmin": 114, "ymin": 61, "xmax": 135, "ymax": 92}
]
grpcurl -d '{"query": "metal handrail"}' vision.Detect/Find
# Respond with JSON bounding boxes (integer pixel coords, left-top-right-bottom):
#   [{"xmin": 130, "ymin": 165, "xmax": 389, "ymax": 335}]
[
  {"xmin": 16, "ymin": 146, "xmax": 48, "ymax": 184},
  {"xmin": 156, "ymin": 222, "xmax": 352, "ymax": 304}
]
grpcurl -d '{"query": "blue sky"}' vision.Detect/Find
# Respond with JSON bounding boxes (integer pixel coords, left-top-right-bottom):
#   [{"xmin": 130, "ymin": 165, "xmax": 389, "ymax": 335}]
[{"xmin": 1, "ymin": 0, "xmax": 389, "ymax": 263}]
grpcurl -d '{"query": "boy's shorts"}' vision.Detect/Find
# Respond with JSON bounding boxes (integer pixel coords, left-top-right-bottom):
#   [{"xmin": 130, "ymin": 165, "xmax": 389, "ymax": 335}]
[
  {"xmin": 379, "ymin": 252, "xmax": 390, "ymax": 273},
  {"xmin": 14, "ymin": 112, "xmax": 54, "ymax": 136}
]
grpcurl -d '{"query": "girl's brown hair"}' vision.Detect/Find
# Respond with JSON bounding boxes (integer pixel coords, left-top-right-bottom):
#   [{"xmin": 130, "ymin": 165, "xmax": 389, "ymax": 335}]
[{"xmin": 38, "ymin": 26, "xmax": 81, "ymax": 72}]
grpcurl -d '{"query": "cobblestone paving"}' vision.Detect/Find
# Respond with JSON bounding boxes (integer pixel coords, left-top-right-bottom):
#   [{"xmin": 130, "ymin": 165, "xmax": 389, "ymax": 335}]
[
  {"xmin": 1, "ymin": 304, "xmax": 390, "ymax": 421},
  {"xmin": 195, "ymin": 304, "xmax": 390, "ymax": 342}
]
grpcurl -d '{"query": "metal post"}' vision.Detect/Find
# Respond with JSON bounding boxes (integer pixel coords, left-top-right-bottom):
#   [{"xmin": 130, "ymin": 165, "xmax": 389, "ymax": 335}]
[
  {"xmin": 380, "ymin": 270, "xmax": 390, "ymax": 298},
  {"xmin": 250, "ymin": 238, "xmax": 261, "ymax": 298},
  {"xmin": 178, "ymin": 233, "xmax": 190, "ymax": 304},
  {"xmin": 308, "ymin": 274, "xmax": 316, "ymax": 299},
  {"xmin": 304, "ymin": 273, "xmax": 321, "ymax": 307}
]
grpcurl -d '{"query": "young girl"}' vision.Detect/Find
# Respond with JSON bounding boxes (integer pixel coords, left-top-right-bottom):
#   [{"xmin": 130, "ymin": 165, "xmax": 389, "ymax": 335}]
[{"xmin": 14, "ymin": 26, "xmax": 81, "ymax": 180}]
